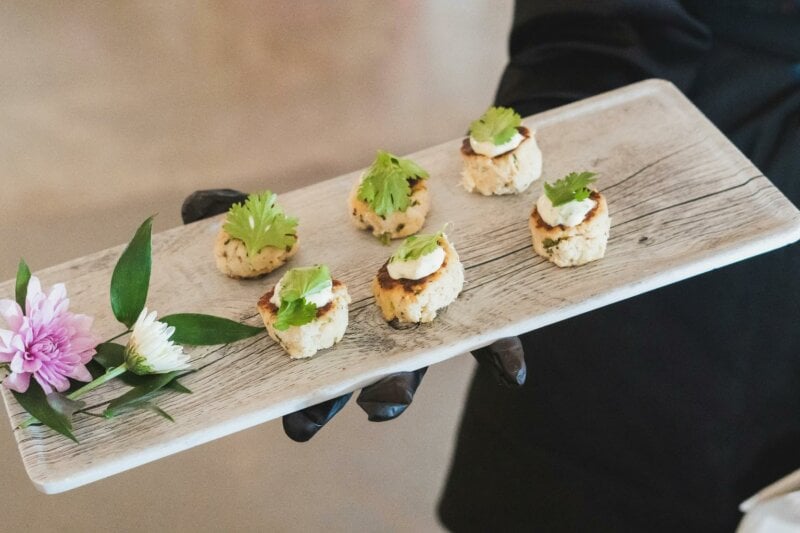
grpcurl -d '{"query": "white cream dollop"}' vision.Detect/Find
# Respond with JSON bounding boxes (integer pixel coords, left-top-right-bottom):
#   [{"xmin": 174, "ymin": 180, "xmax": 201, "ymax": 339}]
[
  {"xmin": 270, "ymin": 276, "xmax": 333, "ymax": 308},
  {"xmin": 387, "ymin": 246, "xmax": 446, "ymax": 280},
  {"xmin": 536, "ymin": 194, "xmax": 596, "ymax": 227},
  {"xmin": 469, "ymin": 130, "xmax": 525, "ymax": 158}
]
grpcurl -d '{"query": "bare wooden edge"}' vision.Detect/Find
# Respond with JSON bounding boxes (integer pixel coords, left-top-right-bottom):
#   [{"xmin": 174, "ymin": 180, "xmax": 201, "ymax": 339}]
[{"xmin": 3, "ymin": 79, "xmax": 800, "ymax": 494}]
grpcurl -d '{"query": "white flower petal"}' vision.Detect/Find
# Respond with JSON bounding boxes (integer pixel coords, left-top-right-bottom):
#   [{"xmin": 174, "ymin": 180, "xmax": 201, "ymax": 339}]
[{"xmin": 125, "ymin": 307, "xmax": 190, "ymax": 375}]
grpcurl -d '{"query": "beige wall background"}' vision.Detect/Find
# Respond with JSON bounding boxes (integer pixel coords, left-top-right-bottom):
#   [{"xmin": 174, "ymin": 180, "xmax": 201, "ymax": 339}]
[
  {"xmin": 0, "ymin": 1, "xmax": 512, "ymax": 279},
  {"xmin": 0, "ymin": 2, "xmax": 513, "ymax": 531}
]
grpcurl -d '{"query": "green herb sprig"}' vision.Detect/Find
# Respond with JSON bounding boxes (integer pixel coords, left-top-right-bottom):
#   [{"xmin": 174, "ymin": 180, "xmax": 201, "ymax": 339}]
[
  {"xmin": 223, "ymin": 191, "xmax": 298, "ymax": 257},
  {"xmin": 543, "ymin": 172, "xmax": 597, "ymax": 206},
  {"xmin": 390, "ymin": 229, "xmax": 445, "ymax": 263},
  {"xmin": 274, "ymin": 265, "xmax": 332, "ymax": 331},
  {"xmin": 13, "ymin": 217, "xmax": 265, "ymax": 442},
  {"xmin": 357, "ymin": 151, "xmax": 428, "ymax": 217},
  {"xmin": 469, "ymin": 106, "xmax": 522, "ymax": 145}
]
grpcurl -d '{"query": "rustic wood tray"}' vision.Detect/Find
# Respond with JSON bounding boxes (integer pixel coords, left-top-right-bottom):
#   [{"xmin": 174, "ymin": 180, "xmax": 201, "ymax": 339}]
[{"xmin": 3, "ymin": 79, "xmax": 799, "ymax": 494}]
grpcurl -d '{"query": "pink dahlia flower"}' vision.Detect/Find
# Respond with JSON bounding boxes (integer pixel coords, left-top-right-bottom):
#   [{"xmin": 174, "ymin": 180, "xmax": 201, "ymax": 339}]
[{"xmin": 0, "ymin": 276, "xmax": 99, "ymax": 394}]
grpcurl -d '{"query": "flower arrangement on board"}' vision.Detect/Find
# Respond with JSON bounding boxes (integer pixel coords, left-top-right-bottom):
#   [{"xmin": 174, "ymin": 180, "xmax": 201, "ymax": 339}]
[{"xmin": 0, "ymin": 217, "xmax": 264, "ymax": 442}]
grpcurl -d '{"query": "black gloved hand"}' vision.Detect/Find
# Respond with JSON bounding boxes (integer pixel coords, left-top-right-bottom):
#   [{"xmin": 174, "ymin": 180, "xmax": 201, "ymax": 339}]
[
  {"xmin": 182, "ymin": 189, "xmax": 249, "ymax": 224},
  {"xmin": 182, "ymin": 189, "xmax": 528, "ymax": 442}
]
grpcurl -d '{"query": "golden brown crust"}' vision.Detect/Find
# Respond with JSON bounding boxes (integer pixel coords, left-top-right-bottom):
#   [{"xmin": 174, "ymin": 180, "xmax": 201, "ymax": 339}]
[
  {"xmin": 215, "ymin": 229, "xmax": 299, "ymax": 279},
  {"xmin": 257, "ymin": 290, "xmax": 274, "ymax": 312},
  {"xmin": 258, "ymin": 279, "xmax": 344, "ymax": 317},
  {"xmin": 371, "ymin": 236, "xmax": 464, "ymax": 323},
  {"xmin": 529, "ymin": 192, "xmax": 610, "ymax": 267},
  {"xmin": 349, "ymin": 178, "xmax": 430, "ymax": 239},
  {"xmin": 375, "ymin": 242, "xmax": 450, "ymax": 294}
]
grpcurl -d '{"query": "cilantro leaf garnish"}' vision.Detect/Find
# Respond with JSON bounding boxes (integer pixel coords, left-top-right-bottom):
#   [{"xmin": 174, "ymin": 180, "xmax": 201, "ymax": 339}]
[
  {"xmin": 469, "ymin": 106, "xmax": 522, "ymax": 145},
  {"xmin": 223, "ymin": 191, "xmax": 298, "ymax": 257},
  {"xmin": 543, "ymin": 172, "xmax": 597, "ymax": 207},
  {"xmin": 395, "ymin": 155, "xmax": 428, "ymax": 181},
  {"xmin": 274, "ymin": 298, "xmax": 317, "ymax": 331},
  {"xmin": 391, "ymin": 229, "xmax": 444, "ymax": 263},
  {"xmin": 273, "ymin": 265, "xmax": 332, "ymax": 330},
  {"xmin": 278, "ymin": 265, "xmax": 332, "ymax": 302},
  {"xmin": 357, "ymin": 150, "xmax": 429, "ymax": 217}
]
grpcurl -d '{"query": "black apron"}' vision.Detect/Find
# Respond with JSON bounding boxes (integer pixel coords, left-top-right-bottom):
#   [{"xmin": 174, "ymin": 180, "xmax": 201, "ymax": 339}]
[{"xmin": 439, "ymin": 1, "xmax": 800, "ymax": 531}]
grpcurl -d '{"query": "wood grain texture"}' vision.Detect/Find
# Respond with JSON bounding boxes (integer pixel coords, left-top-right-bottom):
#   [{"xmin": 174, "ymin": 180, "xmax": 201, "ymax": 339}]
[{"xmin": 2, "ymin": 79, "xmax": 799, "ymax": 494}]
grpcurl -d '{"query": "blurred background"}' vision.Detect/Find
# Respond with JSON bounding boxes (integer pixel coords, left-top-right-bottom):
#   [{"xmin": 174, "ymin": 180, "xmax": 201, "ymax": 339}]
[{"xmin": 0, "ymin": 1, "xmax": 512, "ymax": 531}]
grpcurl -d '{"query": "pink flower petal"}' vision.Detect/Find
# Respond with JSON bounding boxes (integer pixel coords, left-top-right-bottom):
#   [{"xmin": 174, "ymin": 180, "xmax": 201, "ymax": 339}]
[
  {"xmin": 4, "ymin": 372, "xmax": 30, "ymax": 393},
  {"xmin": 10, "ymin": 333, "xmax": 26, "ymax": 353},
  {"xmin": 0, "ymin": 277, "xmax": 98, "ymax": 398},
  {"xmin": 9, "ymin": 355, "xmax": 24, "ymax": 373},
  {"xmin": 24, "ymin": 277, "xmax": 43, "ymax": 313},
  {"xmin": 68, "ymin": 335, "xmax": 97, "ymax": 355},
  {"xmin": 0, "ymin": 300, "xmax": 24, "ymax": 331},
  {"xmin": 65, "ymin": 364, "xmax": 92, "ymax": 383},
  {"xmin": 0, "ymin": 329, "xmax": 14, "ymax": 356},
  {"xmin": 33, "ymin": 373, "xmax": 54, "ymax": 395},
  {"xmin": 36, "ymin": 363, "xmax": 65, "ymax": 392},
  {"xmin": 10, "ymin": 353, "xmax": 40, "ymax": 374}
]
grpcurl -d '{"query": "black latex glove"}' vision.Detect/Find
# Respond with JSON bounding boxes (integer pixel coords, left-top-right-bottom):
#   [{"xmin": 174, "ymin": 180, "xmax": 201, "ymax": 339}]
[
  {"xmin": 181, "ymin": 189, "xmax": 249, "ymax": 224},
  {"xmin": 182, "ymin": 189, "xmax": 527, "ymax": 442}
]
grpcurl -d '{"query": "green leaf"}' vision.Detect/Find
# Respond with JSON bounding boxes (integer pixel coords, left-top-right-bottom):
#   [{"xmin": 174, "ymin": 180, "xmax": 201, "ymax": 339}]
[
  {"xmin": 15, "ymin": 259, "xmax": 31, "ymax": 310},
  {"xmin": 390, "ymin": 230, "xmax": 444, "ymax": 263},
  {"xmin": 146, "ymin": 405, "xmax": 174, "ymax": 422},
  {"xmin": 93, "ymin": 342, "xmax": 126, "ymax": 369},
  {"xmin": 167, "ymin": 381, "xmax": 192, "ymax": 394},
  {"xmin": 12, "ymin": 380, "xmax": 78, "ymax": 442},
  {"xmin": 357, "ymin": 150, "xmax": 428, "ymax": 217},
  {"xmin": 160, "ymin": 314, "xmax": 265, "ymax": 346},
  {"xmin": 110, "ymin": 217, "xmax": 153, "ymax": 328},
  {"xmin": 543, "ymin": 172, "xmax": 597, "ymax": 206},
  {"xmin": 106, "ymin": 400, "xmax": 175, "ymax": 422},
  {"xmin": 92, "ymin": 342, "xmax": 190, "ymax": 393},
  {"xmin": 274, "ymin": 298, "xmax": 317, "ymax": 331},
  {"xmin": 103, "ymin": 370, "xmax": 186, "ymax": 419},
  {"xmin": 278, "ymin": 265, "xmax": 332, "ymax": 302},
  {"xmin": 395, "ymin": 156, "xmax": 428, "ymax": 180},
  {"xmin": 469, "ymin": 106, "xmax": 522, "ymax": 145},
  {"xmin": 223, "ymin": 191, "xmax": 298, "ymax": 257},
  {"xmin": 46, "ymin": 393, "xmax": 86, "ymax": 420}
]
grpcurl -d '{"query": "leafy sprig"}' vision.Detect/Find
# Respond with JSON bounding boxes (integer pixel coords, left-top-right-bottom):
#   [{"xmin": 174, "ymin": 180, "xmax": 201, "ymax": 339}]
[
  {"xmin": 274, "ymin": 299, "xmax": 318, "ymax": 331},
  {"xmin": 14, "ymin": 259, "xmax": 31, "ymax": 309},
  {"xmin": 543, "ymin": 172, "xmax": 597, "ymax": 206},
  {"xmin": 469, "ymin": 106, "xmax": 522, "ymax": 145},
  {"xmin": 357, "ymin": 151, "xmax": 429, "ymax": 217},
  {"xmin": 390, "ymin": 229, "xmax": 445, "ymax": 263},
  {"xmin": 12, "ymin": 217, "xmax": 266, "ymax": 442},
  {"xmin": 223, "ymin": 191, "xmax": 298, "ymax": 257},
  {"xmin": 274, "ymin": 265, "xmax": 332, "ymax": 331}
]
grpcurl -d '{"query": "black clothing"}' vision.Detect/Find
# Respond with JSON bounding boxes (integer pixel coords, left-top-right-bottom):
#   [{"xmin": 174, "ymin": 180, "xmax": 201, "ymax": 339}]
[{"xmin": 439, "ymin": 1, "xmax": 800, "ymax": 531}]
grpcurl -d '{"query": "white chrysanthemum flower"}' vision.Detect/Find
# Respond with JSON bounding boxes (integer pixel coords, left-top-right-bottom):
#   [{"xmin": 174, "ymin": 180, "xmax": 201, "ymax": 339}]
[{"xmin": 124, "ymin": 308, "xmax": 190, "ymax": 375}]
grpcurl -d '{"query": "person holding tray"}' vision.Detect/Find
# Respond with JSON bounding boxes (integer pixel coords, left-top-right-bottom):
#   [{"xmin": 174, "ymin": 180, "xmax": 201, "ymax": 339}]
[
  {"xmin": 436, "ymin": 1, "xmax": 800, "ymax": 532},
  {"xmin": 182, "ymin": 1, "xmax": 798, "ymax": 530}
]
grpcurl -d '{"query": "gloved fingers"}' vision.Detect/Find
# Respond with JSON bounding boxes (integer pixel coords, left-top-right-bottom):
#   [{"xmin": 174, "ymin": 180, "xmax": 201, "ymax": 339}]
[
  {"xmin": 181, "ymin": 189, "xmax": 248, "ymax": 224},
  {"xmin": 471, "ymin": 336, "xmax": 526, "ymax": 387},
  {"xmin": 356, "ymin": 368, "xmax": 428, "ymax": 422},
  {"xmin": 282, "ymin": 392, "xmax": 353, "ymax": 442}
]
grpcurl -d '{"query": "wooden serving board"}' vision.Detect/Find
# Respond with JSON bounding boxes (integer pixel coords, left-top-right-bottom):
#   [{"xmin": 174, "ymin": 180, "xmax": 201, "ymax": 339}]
[{"xmin": 2, "ymin": 79, "xmax": 799, "ymax": 494}]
